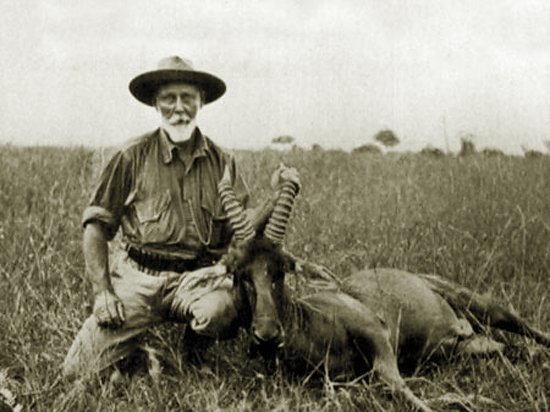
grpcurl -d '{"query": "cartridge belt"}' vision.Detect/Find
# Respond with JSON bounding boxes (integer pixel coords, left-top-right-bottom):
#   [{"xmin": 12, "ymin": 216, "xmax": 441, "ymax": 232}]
[{"xmin": 126, "ymin": 246, "xmax": 206, "ymax": 273}]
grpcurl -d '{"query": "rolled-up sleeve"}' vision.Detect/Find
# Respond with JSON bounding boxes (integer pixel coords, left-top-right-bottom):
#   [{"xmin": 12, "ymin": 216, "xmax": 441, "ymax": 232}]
[{"xmin": 82, "ymin": 151, "xmax": 132, "ymax": 240}]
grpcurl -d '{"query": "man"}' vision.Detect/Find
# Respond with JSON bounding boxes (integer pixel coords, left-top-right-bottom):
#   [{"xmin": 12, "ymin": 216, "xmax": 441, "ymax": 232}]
[{"xmin": 63, "ymin": 56, "xmax": 296, "ymax": 379}]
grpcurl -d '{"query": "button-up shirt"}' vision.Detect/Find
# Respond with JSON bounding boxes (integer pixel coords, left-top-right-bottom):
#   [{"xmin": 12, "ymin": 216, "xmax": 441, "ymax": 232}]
[{"xmin": 82, "ymin": 128, "xmax": 250, "ymax": 260}]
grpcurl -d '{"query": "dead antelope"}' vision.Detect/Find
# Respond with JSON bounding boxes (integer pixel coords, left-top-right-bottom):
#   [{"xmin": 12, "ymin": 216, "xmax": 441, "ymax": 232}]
[
  {"xmin": 217, "ymin": 168, "xmax": 432, "ymax": 411},
  {"xmin": 216, "ymin": 167, "xmax": 549, "ymax": 412}
]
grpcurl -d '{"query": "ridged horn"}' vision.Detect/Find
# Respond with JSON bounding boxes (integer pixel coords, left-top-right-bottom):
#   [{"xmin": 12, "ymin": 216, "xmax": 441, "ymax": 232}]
[
  {"xmin": 264, "ymin": 179, "xmax": 299, "ymax": 245},
  {"xmin": 218, "ymin": 166, "xmax": 255, "ymax": 242}
]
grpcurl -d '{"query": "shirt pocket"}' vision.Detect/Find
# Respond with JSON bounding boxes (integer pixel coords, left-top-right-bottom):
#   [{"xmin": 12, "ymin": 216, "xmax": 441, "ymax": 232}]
[{"xmin": 134, "ymin": 190, "xmax": 172, "ymax": 224}]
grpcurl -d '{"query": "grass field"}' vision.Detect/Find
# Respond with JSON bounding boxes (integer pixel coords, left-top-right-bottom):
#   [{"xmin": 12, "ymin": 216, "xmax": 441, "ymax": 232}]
[{"xmin": 0, "ymin": 145, "xmax": 548, "ymax": 411}]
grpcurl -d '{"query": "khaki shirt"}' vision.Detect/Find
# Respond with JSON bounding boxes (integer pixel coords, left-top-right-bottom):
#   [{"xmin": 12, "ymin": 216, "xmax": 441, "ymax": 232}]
[{"xmin": 82, "ymin": 128, "xmax": 249, "ymax": 260}]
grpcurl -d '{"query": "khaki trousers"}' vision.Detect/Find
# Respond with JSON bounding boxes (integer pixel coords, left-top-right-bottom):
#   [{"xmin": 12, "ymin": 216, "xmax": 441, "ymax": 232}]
[{"xmin": 62, "ymin": 251, "xmax": 237, "ymax": 379}]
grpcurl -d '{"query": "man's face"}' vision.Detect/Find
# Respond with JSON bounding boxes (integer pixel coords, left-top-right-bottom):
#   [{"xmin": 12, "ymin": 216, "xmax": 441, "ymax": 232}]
[{"xmin": 155, "ymin": 82, "xmax": 203, "ymax": 126}]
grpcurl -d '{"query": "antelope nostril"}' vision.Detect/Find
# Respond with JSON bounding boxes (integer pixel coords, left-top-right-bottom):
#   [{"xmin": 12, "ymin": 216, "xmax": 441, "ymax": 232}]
[{"xmin": 252, "ymin": 327, "xmax": 283, "ymax": 345}]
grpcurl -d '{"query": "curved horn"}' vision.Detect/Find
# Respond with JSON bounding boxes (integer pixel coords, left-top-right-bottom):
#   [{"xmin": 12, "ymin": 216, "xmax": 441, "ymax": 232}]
[
  {"xmin": 264, "ymin": 178, "xmax": 299, "ymax": 245},
  {"xmin": 218, "ymin": 166, "xmax": 255, "ymax": 242}
]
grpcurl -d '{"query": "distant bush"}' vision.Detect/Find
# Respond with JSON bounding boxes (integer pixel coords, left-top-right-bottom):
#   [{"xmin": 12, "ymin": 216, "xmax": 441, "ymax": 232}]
[
  {"xmin": 311, "ymin": 143, "xmax": 323, "ymax": 152},
  {"xmin": 481, "ymin": 148, "xmax": 505, "ymax": 157},
  {"xmin": 352, "ymin": 143, "xmax": 382, "ymax": 154},
  {"xmin": 420, "ymin": 145, "xmax": 445, "ymax": 157},
  {"xmin": 524, "ymin": 150, "xmax": 543, "ymax": 158}
]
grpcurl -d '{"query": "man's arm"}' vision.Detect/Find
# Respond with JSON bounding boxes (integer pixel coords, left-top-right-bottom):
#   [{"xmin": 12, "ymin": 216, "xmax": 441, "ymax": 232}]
[
  {"xmin": 81, "ymin": 151, "xmax": 132, "ymax": 328},
  {"xmin": 83, "ymin": 222, "xmax": 126, "ymax": 328},
  {"xmin": 83, "ymin": 222, "xmax": 112, "ymax": 294}
]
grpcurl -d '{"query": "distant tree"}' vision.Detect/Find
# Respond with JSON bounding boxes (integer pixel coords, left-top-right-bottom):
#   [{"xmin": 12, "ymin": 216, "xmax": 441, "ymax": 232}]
[
  {"xmin": 481, "ymin": 148, "xmax": 505, "ymax": 157},
  {"xmin": 272, "ymin": 135, "xmax": 295, "ymax": 145},
  {"xmin": 311, "ymin": 143, "xmax": 323, "ymax": 152},
  {"xmin": 459, "ymin": 136, "xmax": 476, "ymax": 156},
  {"xmin": 352, "ymin": 143, "xmax": 382, "ymax": 155},
  {"xmin": 520, "ymin": 144, "xmax": 544, "ymax": 158},
  {"xmin": 374, "ymin": 129, "xmax": 400, "ymax": 148},
  {"xmin": 420, "ymin": 145, "xmax": 445, "ymax": 157}
]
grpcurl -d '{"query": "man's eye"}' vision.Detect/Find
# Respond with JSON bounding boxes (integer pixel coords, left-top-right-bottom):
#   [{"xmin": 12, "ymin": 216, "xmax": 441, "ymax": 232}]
[
  {"xmin": 159, "ymin": 95, "xmax": 175, "ymax": 104},
  {"xmin": 180, "ymin": 94, "xmax": 196, "ymax": 103}
]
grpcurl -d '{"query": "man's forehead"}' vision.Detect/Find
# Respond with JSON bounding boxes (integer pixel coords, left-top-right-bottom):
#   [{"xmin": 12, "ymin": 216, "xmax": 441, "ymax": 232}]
[{"xmin": 157, "ymin": 82, "xmax": 202, "ymax": 95}]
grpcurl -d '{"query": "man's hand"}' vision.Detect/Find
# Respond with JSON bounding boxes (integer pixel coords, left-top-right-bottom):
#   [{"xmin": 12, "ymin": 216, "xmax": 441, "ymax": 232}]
[
  {"xmin": 93, "ymin": 289, "xmax": 126, "ymax": 329},
  {"xmin": 270, "ymin": 163, "xmax": 301, "ymax": 192}
]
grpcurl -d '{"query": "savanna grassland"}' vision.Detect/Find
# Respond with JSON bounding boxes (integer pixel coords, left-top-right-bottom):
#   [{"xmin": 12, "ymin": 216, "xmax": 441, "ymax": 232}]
[{"xmin": 0, "ymin": 145, "xmax": 548, "ymax": 411}]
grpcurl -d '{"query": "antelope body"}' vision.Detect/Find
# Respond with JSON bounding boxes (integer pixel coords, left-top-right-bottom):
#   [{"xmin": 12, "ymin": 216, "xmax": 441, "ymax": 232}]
[{"xmin": 344, "ymin": 268, "xmax": 549, "ymax": 369}]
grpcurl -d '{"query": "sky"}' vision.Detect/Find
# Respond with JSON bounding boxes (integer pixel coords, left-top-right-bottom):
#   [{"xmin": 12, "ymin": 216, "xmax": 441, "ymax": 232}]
[{"xmin": 0, "ymin": 0, "xmax": 549, "ymax": 153}]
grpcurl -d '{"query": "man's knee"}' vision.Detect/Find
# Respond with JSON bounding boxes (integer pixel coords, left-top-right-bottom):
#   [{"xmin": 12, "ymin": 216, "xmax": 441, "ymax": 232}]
[
  {"xmin": 189, "ymin": 289, "xmax": 238, "ymax": 338},
  {"xmin": 61, "ymin": 354, "xmax": 78, "ymax": 381},
  {"xmin": 61, "ymin": 316, "xmax": 145, "ymax": 380},
  {"xmin": 62, "ymin": 317, "xmax": 98, "ymax": 380}
]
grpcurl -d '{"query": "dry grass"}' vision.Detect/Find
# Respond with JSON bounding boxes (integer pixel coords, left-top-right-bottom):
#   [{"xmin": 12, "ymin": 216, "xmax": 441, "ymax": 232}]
[{"xmin": 0, "ymin": 145, "xmax": 548, "ymax": 411}]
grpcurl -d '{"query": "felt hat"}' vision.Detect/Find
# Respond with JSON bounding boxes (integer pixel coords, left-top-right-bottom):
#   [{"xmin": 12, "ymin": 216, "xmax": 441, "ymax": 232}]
[{"xmin": 129, "ymin": 56, "xmax": 226, "ymax": 105}]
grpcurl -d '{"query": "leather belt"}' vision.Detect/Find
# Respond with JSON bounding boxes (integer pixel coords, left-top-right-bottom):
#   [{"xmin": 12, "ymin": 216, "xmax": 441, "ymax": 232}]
[{"xmin": 126, "ymin": 246, "xmax": 202, "ymax": 273}]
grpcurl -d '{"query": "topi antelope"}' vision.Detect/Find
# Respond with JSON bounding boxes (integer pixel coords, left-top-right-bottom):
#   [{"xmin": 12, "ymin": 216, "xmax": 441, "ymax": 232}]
[
  {"xmin": 217, "ymin": 167, "xmax": 432, "ymax": 411},
  {"xmin": 214, "ymin": 166, "xmax": 550, "ymax": 412}
]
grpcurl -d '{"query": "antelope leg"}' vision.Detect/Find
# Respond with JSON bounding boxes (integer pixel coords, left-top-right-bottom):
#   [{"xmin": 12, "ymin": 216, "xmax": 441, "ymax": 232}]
[
  {"xmin": 419, "ymin": 274, "xmax": 550, "ymax": 348},
  {"xmin": 340, "ymin": 294, "xmax": 433, "ymax": 412}
]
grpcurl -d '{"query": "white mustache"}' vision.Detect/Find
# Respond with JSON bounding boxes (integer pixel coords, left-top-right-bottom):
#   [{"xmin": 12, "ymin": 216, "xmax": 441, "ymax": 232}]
[{"xmin": 170, "ymin": 113, "xmax": 191, "ymax": 124}]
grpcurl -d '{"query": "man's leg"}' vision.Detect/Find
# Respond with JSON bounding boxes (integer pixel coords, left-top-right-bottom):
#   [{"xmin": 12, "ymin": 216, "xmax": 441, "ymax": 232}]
[
  {"xmin": 188, "ymin": 279, "xmax": 239, "ymax": 339},
  {"xmin": 169, "ymin": 277, "xmax": 239, "ymax": 339},
  {"xmin": 62, "ymin": 316, "xmax": 149, "ymax": 380},
  {"xmin": 63, "ymin": 255, "xmax": 168, "ymax": 380}
]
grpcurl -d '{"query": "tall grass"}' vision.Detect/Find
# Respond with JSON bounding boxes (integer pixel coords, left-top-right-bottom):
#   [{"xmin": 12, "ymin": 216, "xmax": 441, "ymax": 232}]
[{"xmin": 1, "ymin": 145, "xmax": 548, "ymax": 411}]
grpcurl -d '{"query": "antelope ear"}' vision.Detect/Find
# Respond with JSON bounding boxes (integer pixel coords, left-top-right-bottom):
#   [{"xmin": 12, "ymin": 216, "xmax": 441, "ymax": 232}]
[
  {"xmin": 281, "ymin": 250, "xmax": 297, "ymax": 273},
  {"xmin": 280, "ymin": 250, "xmax": 342, "ymax": 285}
]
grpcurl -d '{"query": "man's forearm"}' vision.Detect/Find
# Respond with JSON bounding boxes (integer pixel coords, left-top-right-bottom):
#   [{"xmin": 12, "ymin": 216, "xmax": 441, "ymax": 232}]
[{"xmin": 83, "ymin": 222, "xmax": 113, "ymax": 294}]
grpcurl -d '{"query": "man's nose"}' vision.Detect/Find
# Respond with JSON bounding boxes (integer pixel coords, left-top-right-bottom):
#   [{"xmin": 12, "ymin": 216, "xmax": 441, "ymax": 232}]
[{"xmin": 174, "ymin": 96, "xmax": 185, "ymax": 112}]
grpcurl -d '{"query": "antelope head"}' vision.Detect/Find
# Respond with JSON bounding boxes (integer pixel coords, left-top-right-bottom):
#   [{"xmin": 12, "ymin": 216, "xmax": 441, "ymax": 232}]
[{"xmin": 217, "ymin": 165, "xmax": 300, "ymax": 357}]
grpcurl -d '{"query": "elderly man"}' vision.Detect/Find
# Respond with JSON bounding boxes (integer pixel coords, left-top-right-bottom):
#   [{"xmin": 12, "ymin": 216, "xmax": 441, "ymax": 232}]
[{"xmin": 63, "ymin": 56, "xmax": 296, "ymax": 379}]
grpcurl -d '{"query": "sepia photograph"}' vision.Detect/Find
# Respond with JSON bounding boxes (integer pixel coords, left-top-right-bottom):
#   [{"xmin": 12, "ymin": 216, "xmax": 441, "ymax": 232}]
[{"xmin": 1, "ymin": 1, "xmax": 549, "ymax": 411}]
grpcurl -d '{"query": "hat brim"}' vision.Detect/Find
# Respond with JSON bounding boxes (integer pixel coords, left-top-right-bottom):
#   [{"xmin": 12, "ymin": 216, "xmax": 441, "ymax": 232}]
[{"xmin": 129, "ymin": 69, "xmax": 226, "ymax": 106}]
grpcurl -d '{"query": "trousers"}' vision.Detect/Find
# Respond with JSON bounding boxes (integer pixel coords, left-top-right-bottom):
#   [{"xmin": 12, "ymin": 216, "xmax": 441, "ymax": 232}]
[{"xmin": 62, "ymin": 251, "xmax": 237, "ymax": 379}]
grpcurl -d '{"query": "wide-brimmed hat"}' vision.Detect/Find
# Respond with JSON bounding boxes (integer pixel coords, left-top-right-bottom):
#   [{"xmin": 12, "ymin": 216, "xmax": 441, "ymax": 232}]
[{"xmin": 129, "ymin": 56, "xmax": 226, "ymax": 106}]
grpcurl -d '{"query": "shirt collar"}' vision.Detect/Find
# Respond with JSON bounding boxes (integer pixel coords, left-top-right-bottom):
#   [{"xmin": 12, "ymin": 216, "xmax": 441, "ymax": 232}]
[{"xmin": 159, "ymin": 127, "xmax": 209, "ymax": 165}]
